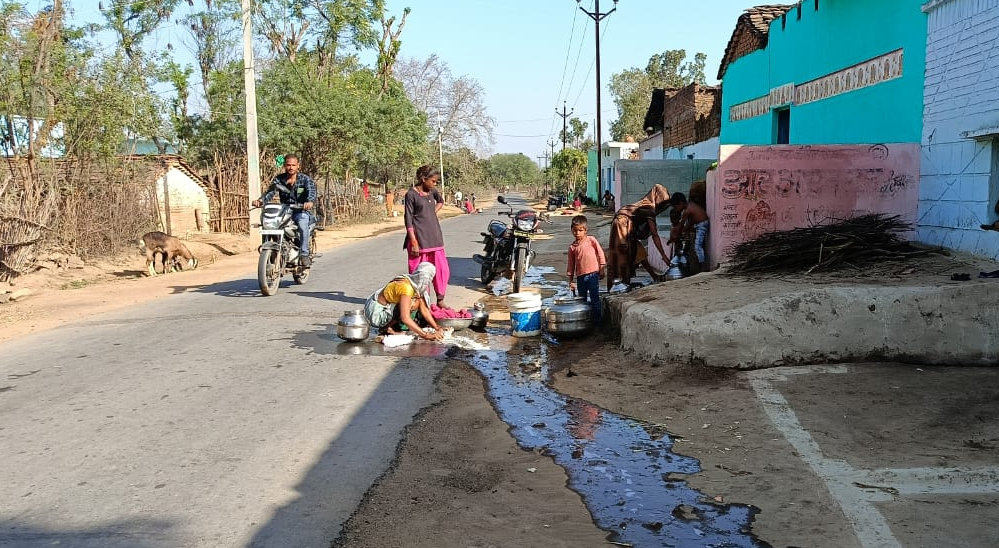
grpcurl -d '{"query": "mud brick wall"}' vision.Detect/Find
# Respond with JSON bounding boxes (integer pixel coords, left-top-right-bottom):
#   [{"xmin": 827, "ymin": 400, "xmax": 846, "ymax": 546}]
[{"xmin": 663, "ymin": 85, "xmax": 721, "ymax": 150}]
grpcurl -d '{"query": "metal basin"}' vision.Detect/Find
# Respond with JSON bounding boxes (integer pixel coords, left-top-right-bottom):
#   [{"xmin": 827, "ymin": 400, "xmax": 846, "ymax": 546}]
[
  {"xmin": 544, "ymin": 296, "xmax": 592, "ymax": 336},
  {"xmin": 437, "ymin": 316, "xmax": 473, "ymax": 331}
]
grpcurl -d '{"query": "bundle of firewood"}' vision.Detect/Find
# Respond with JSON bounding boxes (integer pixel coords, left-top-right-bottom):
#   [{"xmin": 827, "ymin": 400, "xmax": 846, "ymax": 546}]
[{"xmin": 725, "ymin": 213, "xmax": 927, "ymax": 275}]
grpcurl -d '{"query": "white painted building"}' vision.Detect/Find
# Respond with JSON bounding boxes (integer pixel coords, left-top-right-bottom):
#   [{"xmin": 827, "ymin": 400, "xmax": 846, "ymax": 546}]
[{"xmin": 919, "ymin": 0, "xmax": 999, "ymax": 259}]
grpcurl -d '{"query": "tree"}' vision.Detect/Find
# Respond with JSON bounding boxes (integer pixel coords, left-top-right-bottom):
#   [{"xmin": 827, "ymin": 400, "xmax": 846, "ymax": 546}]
[
  {"xmin": 443, "ymin": 147, "xmax": 485, "ymax": 190},
  {"xmin": 484, "ymin": 153, "xmax": 539, "ymax": 189},
  {"xmin": 608, "ymin": 49, "xmax": 707, "ymax": 141},
  {"xmin": 550, "ymin": 148, "xmax": 587, "ymax": 196},
  {"xmin": 256, "ymin": 0, "xmax": 384, "ymax": 70},
  {"xmin": 376, "ymin": 7, "xmax": 409, "ymax": 97},
  {"xmin": 394, "ymin": 55, "xmax": 495, "ymax": 154},
  {"xmin": 181, "ymin": 0, "xmax": 240, "ymax": 115},
  {"xmin": 561, "ymin": 117, "xmax": 592, "ymax": 152}
]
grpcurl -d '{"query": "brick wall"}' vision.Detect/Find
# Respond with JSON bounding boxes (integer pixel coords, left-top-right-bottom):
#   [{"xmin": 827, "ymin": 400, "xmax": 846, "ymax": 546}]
[
  {"xmin": 663, "ymin": 84, "xmax": 721, "ymax": 150},
  {"xmin": 919, "ymin": 0, "xmax": 999, "ymax": 260}
]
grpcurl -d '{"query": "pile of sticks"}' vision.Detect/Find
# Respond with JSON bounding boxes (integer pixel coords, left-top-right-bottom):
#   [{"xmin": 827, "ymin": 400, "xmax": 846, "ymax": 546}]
[{"xmin": 725, "ymin": 214, "xmax": 927, "ymax": 275}]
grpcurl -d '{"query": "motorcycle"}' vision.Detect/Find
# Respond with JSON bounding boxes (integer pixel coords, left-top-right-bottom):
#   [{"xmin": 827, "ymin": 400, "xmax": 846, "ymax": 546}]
[
  {"xmin": 255, "ymin": 194, "xmax": 316, "ymax": 296},
  {"xmin": 472, "ymin": 195, "xmax": 549, "ymax": 294}
]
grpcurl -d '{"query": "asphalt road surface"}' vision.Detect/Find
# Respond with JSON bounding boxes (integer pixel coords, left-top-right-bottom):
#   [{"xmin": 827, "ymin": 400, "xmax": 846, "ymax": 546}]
[{"xmin": 0, "ymin": 195, "xmax": 516, "ymax": 548}]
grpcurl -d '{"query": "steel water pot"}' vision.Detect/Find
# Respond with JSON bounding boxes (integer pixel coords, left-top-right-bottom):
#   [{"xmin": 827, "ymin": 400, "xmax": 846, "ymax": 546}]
[
  {"xmin": 470, "ymin": 302, "xmax": 489, "ymax": 329},
  {"xmin": 543, "ymin": 296, "xmax": 591, "ymax": 336},
  {"xmin": 337, "ymin": 309, "xmax": 370, "ymax": 341}
]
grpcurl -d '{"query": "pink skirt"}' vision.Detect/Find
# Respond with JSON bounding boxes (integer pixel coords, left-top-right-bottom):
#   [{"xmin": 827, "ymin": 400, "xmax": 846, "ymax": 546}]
[{"xmin": 407, "ymin": 247, "xmax": 449, "ymax": 301}]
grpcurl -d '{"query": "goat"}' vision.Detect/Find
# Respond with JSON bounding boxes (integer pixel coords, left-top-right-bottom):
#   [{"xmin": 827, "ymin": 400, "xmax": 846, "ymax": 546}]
[{"xmin": 138, "ymin": 231, "xmax": 198, "ymax": 276}]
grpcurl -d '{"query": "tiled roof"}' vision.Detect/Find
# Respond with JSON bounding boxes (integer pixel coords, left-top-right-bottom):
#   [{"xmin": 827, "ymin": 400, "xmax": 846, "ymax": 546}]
[{"xmin": 717, "ymin": 4, "xmax": 795, "ymax": 80}]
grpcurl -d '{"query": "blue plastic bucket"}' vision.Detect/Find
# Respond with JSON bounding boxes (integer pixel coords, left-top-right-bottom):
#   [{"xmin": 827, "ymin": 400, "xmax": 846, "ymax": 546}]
[{"xmin": 507, "ymin": 292, "xmax": 543, "ymax": 337}]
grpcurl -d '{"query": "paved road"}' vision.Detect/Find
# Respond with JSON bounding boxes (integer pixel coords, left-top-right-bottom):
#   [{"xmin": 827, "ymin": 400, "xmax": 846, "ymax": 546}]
[{"xmin": 0, "ymin": 197, "xmax": 508, "ymax": 548}]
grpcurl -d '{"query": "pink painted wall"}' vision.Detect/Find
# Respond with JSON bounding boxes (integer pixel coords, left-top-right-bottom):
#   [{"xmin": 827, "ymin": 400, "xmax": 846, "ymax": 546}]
[{"xmin": 706, "ymin": 144, "xmax": 920, "ymax": 269}]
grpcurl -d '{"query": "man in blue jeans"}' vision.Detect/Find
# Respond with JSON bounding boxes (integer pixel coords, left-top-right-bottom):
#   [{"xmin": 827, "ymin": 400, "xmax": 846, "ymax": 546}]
[{"xmin": 253, "ymin": 154, "xmax": 317, "ymax": 266}]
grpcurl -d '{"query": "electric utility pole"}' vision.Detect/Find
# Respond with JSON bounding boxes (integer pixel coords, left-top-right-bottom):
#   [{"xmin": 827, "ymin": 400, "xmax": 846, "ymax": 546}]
[
  {"xmin": 547, "ymin": 139, "xmax": 557, "ymax": 160},
  {"xmin": 436, "ymin": 110, "xmax": 445, "ymax": 189},
  {"xmin": 242, "ymin": 0, "xmax": 260, "ymax": 241},
  {"xmin": 555, "ymin": 101, "xmax": 573, "ymax": 150},
  {"xmin": 577, "ymin": 0, "xmax": 618, "ymax": 194}
]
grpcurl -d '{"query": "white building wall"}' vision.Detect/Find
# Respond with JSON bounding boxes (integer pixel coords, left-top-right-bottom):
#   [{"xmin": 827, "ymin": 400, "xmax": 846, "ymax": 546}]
[
  {"xmin": 158, "ymin": 168, "xmax": 210, "ymax": 235},
  {"xmin": 665, "ymin": 137, "xmax": 721, "ymax": 161},
  {"xmin": 640, "ymin": 133, "xmax": 664, "ymax": 160},
  {"xmin": 920, "ymin": 0, "xmax": 999, "ymax": 259}
]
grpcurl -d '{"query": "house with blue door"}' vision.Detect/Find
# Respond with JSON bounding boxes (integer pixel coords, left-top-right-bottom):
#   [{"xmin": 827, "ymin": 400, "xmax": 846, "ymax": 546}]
[
  {"xmin": 707, "ymin": 1, "xmax": 929, "ymax": 268},
  {"xmin": 920, "ymin": 0, "xmax": 999, "ymax": 260},
  {"xmin": 718, "ymin": 1, "xmax": 927, "ymax": 146}
]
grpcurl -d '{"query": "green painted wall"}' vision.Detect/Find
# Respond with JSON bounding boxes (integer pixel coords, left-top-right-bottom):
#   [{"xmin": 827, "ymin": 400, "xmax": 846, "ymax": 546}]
[
  {"xmin": 587, "ymin": 149, "xmax": 598, "ymax": 200},
  {"xmin": 720, "ymin": 0, "xmax": 926, "ymax": 145}
]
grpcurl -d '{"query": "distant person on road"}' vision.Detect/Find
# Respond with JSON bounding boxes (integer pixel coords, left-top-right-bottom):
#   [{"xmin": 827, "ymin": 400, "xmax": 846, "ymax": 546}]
[
  {"xmin": 364, "ymin": 262, "xmax": 444, "ymax": 340},
  {"xmin": 606, "ymin": 184, "xmax": 670, "ymax": 290},
  {"xmin": 463, "ymin": 196, "xmax": 475, "ymax": 214},
  {"xmin": 252, "ymin": 154, "xmax": 316, "ymax": 267},
  {"xmin": 566, "ymin": 215, "xmax": 606, "ymax": 327},
  {"xmin": 668, "ymin": 192, "xmax": 710, "ymax": 273},
  {"xmin": 404, "ymin": 164, "xmax": 450, "ymax": 307},
  {"xmin": 454, "ymin": 189, "xmax": 463, "ymax": 208}
]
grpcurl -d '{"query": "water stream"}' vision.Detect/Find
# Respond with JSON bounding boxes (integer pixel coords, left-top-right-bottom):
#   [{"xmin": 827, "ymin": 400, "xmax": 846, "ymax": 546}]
[{"xmin": 459, "ymin": 334, "xmax": 771, "ymax": 548}]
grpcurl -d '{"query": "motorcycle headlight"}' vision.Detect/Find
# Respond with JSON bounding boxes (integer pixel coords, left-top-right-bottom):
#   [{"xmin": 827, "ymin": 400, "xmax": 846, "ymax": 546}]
[
  {"xmin": 515, "ymin": 218, "xmax": 533, "ymax": 231},
  {"xmin": 262, "ymin": 216, "xmax": 282, "ymax": 230}
]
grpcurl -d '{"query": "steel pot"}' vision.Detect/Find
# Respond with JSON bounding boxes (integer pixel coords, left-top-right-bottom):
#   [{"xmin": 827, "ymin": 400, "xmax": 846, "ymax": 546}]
[
  {"xmin": 337, "ymin": 309, "xmax": 370, "ymax": 341},
  {"xmin": 470, "ymin": 302, "xmax": 489, "ymax": 329},
  {"xmin": 544, "ymin": 296, "xmax": 591, "ymax": 336}
]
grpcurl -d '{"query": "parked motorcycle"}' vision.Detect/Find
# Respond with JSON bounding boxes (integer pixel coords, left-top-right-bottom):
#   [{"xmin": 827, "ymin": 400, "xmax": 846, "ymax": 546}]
[
  {"xmin": 472, "ymin": 195, "xmax": 549, "ymax": 294},
  {"xmin": 255, "ymin": 196, "xmax": 316, "ymax": 296}
]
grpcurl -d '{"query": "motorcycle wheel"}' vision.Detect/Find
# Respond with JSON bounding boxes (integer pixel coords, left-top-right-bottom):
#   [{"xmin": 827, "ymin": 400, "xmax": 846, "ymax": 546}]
[
  {"xmin": 480, "ymin": 262, "xmax": 496, "ymax": 285},
  {"xmin": 513, "ymin": 246, "xmax": 527, "ymax": 294},
  {"xmin": 258, "ymin": 249, "xmax": 282, "ymax": 295}
]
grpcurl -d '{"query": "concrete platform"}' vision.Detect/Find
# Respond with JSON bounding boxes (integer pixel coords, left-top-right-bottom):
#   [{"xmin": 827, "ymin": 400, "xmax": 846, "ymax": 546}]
[{"xmin": 605, "ymin": 269, "xmax": 999, "ymax": 369}]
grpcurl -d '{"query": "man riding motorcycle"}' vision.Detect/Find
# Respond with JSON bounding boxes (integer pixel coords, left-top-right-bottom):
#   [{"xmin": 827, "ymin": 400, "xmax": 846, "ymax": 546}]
[{"xmin": 252, "ymin": 154, "xmax": 317, "ymax": 267}]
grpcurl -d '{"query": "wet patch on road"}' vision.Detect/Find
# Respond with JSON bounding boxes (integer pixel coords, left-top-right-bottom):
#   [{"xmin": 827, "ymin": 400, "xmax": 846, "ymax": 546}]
[{"xmin": 460, "ymin": 331, "xmax": 772, "ymax": 548}]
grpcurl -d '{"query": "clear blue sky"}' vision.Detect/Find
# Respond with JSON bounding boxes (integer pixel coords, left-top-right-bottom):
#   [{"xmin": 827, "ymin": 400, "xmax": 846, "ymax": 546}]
[
  {"xmin": 386, "ymin": 0, "xmax": 766, "ymax": 159},
  {"xmin": 44, "ymin": 0, "xmax": 765, "ymax": 161}
]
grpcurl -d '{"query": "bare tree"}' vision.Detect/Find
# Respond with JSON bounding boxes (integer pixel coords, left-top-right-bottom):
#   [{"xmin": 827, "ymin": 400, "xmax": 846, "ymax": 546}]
[{"xmin": 395, "ymin": 55, "xmax": 495, "ymax": 153}]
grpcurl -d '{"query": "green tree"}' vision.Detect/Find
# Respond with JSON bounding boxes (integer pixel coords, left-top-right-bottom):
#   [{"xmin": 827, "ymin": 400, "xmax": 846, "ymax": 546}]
[
  {"xmin": 484, "ymin": 153, "xmax": 540, "ymax": 189},
  {"xmin": 550, "ymin": 148, "xmax": 587, "ymax": 196},
  {"xmin": 608, "ymin": 49, "xmax": 707, "ymax": 141}
]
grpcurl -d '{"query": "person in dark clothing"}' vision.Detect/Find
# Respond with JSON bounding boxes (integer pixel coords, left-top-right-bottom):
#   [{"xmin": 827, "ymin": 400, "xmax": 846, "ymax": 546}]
[
  {"xmin": 403, "ymin": 165, "xmax": 450, "ymax": 307},
  {"xmin": 253, "ymin": 154, "xmax": 317, "ymax": 267}
]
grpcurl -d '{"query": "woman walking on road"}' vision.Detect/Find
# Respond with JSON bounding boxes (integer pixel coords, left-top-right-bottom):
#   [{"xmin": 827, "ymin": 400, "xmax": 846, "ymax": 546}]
[{"xmin": 403, "ymin": 164, "xmax": 450, "ymax": 307}]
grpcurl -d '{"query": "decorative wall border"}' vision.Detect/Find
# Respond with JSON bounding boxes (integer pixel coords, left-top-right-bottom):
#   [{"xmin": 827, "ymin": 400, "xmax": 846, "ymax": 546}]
[{"xmin": 729, "ymin": 49, "xmax": 905, "ymax": 122}]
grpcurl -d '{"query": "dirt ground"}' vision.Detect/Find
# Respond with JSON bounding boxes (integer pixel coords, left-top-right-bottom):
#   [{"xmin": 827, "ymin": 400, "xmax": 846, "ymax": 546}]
[{"xmin": 4, "ymin": 203, "xmax": 998, "ymax": 548}]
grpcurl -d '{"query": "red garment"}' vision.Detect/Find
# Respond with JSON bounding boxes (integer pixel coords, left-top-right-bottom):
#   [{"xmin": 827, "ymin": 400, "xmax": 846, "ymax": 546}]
[{"xmin": 567, "ymin": 235, "xmax": 606, "ymax": 278}]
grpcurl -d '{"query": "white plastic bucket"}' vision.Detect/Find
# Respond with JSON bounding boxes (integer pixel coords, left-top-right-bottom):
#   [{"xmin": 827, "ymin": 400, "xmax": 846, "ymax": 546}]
[{"xmin": 507, "ymin": 292, "xmax": 543, "ymax": 337}]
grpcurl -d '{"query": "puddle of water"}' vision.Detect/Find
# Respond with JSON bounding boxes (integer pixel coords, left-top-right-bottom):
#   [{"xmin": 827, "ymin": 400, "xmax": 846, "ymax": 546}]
[
  {"xmin": 463, "ymin": 337, "xmax": 771, "ymax": 548},
  {"xmin": 295, "ymin": 328, "xmax": 490, "ymax": 359}
]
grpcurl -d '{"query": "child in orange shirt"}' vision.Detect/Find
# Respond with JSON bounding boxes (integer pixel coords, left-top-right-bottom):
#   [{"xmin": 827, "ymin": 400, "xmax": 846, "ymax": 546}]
[{"xmin": 567, "ymin": 215, "xmax": 607, "ymax": 326}]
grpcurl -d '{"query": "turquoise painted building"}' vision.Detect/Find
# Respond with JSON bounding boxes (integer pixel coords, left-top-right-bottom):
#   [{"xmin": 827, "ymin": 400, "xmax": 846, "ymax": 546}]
[{"xmin": 718, "ymin": 1, "xmax": 927, "ymax": 145}]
